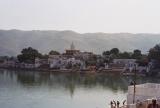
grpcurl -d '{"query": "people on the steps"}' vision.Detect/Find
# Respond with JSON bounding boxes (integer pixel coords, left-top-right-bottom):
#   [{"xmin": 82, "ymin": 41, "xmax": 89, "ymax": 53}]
[
  {"xmin": 123, "ymin": 100, "xmax": 126, "ymax": 106},
  {"xmin": 147, "ymin": 99, "xmax": 160, "ymax": 108},
  {"xmin": 110, "ymin": 100, "xmax": 126, "ymax": 108},
  {"xmin": 117, "ymin": 101, "xmax": 120, "ymax": 108}
]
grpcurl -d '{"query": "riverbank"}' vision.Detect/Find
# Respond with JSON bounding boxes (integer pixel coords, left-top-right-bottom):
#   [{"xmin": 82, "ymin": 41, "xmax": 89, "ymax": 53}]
[
  {"xmin": 1, "ymin": 67, "xmax": 157, "ymax": 77},
  {"xmin": 0, "ymin": 67, "xmax": 124, "ymax": 75}
]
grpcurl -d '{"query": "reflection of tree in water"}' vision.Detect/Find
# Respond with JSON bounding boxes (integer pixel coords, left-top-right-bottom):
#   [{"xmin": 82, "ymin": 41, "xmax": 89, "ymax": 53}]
[
  {"xmin": 3, "ymin": 70, "xmax": 160, "ymax": 96},
  {"xmin": 16, "ymin": 71, "xmax": 36, "ymax": 86},
  {"xmin": 0, "ymin": 69, "xmax": 16, "ymax": 81},
  {"xmin": 83, "ymin": 74, "xmax": 97, "ymax": 87},
  {"xmin": 16, "ymin": 71, "xmax": 51, "ymax": 86},
  {"xmin": 15, "ymin": 71, "xmax": 130, "ymax": 92},
  {"xmin": 95, "ymin": 74, "xmax": 129, "ymax": 92}
]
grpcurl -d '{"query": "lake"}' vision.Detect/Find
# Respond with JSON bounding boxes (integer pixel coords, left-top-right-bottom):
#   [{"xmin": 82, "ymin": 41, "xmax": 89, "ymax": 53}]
[{"xmin": 0, "ymin": 69, "xmax": 160, "ymax": 108}]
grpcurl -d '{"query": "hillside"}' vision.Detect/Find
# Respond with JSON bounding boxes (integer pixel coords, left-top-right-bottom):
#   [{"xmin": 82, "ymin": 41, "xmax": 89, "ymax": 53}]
[{"xmin": 0, "ymin": 30, "xmax": 160, "ymax": 56}]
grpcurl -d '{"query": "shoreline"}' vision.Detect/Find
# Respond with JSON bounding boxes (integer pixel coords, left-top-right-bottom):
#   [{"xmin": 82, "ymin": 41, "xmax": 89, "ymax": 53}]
[
  {"xmin": 0, "ymin": 67, "xmax": 96, "ymax": 74},
  {"xmin": 0, "ymin": 67, "xmax": 124, "ymax": 75},
  {"xmin": 0, "ymin": 67, "xmax": 154, "ymax": 77}
]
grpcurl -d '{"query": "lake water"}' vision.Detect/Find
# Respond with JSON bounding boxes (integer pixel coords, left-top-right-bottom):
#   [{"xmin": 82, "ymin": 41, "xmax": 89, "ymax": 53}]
[{"xmin": 0, "ymin": 69, "xmax": 160, "ymax": 108}]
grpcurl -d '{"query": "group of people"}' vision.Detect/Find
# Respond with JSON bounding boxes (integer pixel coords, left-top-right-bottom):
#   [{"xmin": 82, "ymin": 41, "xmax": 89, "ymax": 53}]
[
  {"xmin": 110, "ymin": 100, "xmax": 126, "ymax": 108},
  {"xmin": 147, "ymin": 99, "xmax": 160, "ymax": 108},
  {"xmin": 110, "ymin": 99, "xmax": 160, "ymax": 108}
]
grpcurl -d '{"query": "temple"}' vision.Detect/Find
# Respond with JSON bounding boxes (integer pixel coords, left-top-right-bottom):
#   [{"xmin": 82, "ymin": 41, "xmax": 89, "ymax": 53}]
[{"xmin": 64, "ymin": 42, "xmax": 80, "ymax": 56}]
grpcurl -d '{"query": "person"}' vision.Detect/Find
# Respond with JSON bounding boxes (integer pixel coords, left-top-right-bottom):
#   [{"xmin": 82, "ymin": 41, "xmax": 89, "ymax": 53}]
[
  {"xmin": 130, "ymin": 81, "xmax": 136, "ymax": 85},
  {"xmin": 147, "ymin": 99, "xmax": 160, "ymax": 108},
  {"xmin": 136, "ymin": 100, "xmax": 143, "ymax": 108},
  {"xmin": 123, "ymin": 100, "xmax": 126, "ymax": 106},
  {"xmin": 117, "ymin": 101, "xmax": 120, "ymax": 108},
  {"xmin": 130, "ymin": 81, "xmax": 134, "ymax": 85},
  {"xmin": 110, "ymin": 101, "xmax": 114, "ymax": 108},
  {"xmin": 113, "ymin": 100, "xmax": 116, "ymax": 108}
]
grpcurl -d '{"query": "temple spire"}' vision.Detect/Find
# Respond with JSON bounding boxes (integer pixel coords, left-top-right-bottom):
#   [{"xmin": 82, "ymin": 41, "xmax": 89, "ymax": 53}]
[{"xmin": 70, "ymin": 42, "xmax": 75, "ymax": 50}]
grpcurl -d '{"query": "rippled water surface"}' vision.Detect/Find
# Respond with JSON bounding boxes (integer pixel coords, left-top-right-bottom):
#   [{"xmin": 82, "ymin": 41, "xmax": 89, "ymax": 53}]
[{"xmin": 0, "ymin": 69, "xmax": 160, "ymax": 108}]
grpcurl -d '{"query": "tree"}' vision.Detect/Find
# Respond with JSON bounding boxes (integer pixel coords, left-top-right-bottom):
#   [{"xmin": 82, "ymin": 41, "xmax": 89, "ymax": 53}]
[
  {"xmin": 132, "ymin": 49, "xmax": 142, "ymax": 59},
  {"xmin": 118, "ymin": 52, "xmax": 131, "ymax": 59},
  {"xmin": 102, "ymin": 51, "xmax": 110, "ymax": 56},
  {"xmin": 49, "ymin": 50, "xmax": 60, "ymax": 55},
  {"xmin": 148, "ymin": 44, "xmax": 160, "ymax": 61},
  {"xmin": 41, "ymin": 54, "xmax": 49, "ymax": 59},
  {"xmin": 110, "ymin": 48, "xmax": 119, "ymax": 55},
  {"xmin": 17, "ymin": 47, "xmax": 42, "ymax": 63},
  {"xmin": 136, "ymin": 58, "xmax": 148, "ymax": 66},
  {"xmin": 102, "ymin": 51, "xmax": 112, "ymax": 63}
]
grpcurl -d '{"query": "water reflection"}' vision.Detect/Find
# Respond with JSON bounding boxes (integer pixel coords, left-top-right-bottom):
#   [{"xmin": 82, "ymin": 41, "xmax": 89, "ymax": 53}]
[
  {"xmin": 1, "ymin": 69, "xmax": 160, "ymax": 108},
  {"xmin": 1, "ymin": 69, "xmax": 160, "ymax": 96}
]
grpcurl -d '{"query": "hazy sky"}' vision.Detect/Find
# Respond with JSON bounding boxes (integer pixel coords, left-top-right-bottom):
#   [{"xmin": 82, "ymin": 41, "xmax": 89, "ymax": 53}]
[{"xmin": 0, "ymin": 0, "xmax": 160, "ymax": 33}]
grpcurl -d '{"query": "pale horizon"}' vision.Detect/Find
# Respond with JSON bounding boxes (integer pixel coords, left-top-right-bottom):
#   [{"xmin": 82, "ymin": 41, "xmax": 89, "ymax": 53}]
[
  {"xmin": 0, "ymin": 0, "xmax": 160, "ymax": 33},
  {"xmin": 2, "ymin": 29, "xmax": 160, "ymax": 35}
]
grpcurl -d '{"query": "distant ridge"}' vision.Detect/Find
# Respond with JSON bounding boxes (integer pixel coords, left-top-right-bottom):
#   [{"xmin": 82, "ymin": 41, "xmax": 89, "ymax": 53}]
[{"xmin": 0, "ymin": 29, "xmax": 160, "ymax": 56}]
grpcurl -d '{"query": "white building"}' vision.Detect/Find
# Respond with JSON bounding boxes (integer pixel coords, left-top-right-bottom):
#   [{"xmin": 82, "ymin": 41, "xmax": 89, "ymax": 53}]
[
  {"xmin": 113, "ymin": 59, "xmax": 137, "ymax": 72},
  {"xmin": 117, "ymin": 83, "xmax": 160, "ymax": 108},
  {"xmin": 48, "ymin": 54, "xmax": 61, "ymax": 68},
  {"xmin": 74, "ymin": 52, "xmax": 94, "ymax": 60},
  {"xmin": 113, "ymin": 59, "xmax": 136, "ymax": 65},
  {"xmin": 113, "ymin": 59, "xmax": 152, "ymax": 73},
  {"xmin": 35, "ymin": 58, "xmax": 48, "ymax": 68},
  {"xmin": 48, "ymin": 53, "xmax": 83, "ymax": 69},
  {"xmin": 127, "ymin": 83, "xmax": 160, "ymax": 104},
  {"xmin": 3, "ymin": 59, "xmax": 16, "ymax": 67}
]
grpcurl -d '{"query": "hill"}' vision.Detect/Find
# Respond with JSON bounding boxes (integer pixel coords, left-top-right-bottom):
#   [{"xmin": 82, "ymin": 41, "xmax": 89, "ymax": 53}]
[{"xmin": 0, "ymin": 30, "xmax": 160, "ymax": 56}]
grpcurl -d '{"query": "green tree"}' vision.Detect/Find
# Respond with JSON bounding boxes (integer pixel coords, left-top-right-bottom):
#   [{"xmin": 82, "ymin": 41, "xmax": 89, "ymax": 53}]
[
  {"xmin": 110, "ymin": 48, "xmax": 119, "ymax": 55},
  {"xmin": 49, "ymin": 50, "xmax": 60, "ymax": 55},
  {"xmin": 102, "ymin": 51, "xmax": 110, "ymax": 56},
  {"xmin": 148, "ymin": 44, "xmax": 160, "ymax": 60},
  {"xmin": 41, "ymin": 54, "xmax": 49, "ymax": 59},
  {"xmin": 132, "ymin": 49, "xmax": 142, "ymax": 59},
  {"xmin": 136, "ymin": 58, "xmax": 148, "ymax": 66},
  {"xmin": 17, "ymin": 47, "xmax": 42, "ymax": 63},
  {"xmin": 118, "ymin": 52, "xmax": 131, "ymax": 59},
  {"xmin": 102, "ymin": 51, "xmax": 112, "ymax": 63}
]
